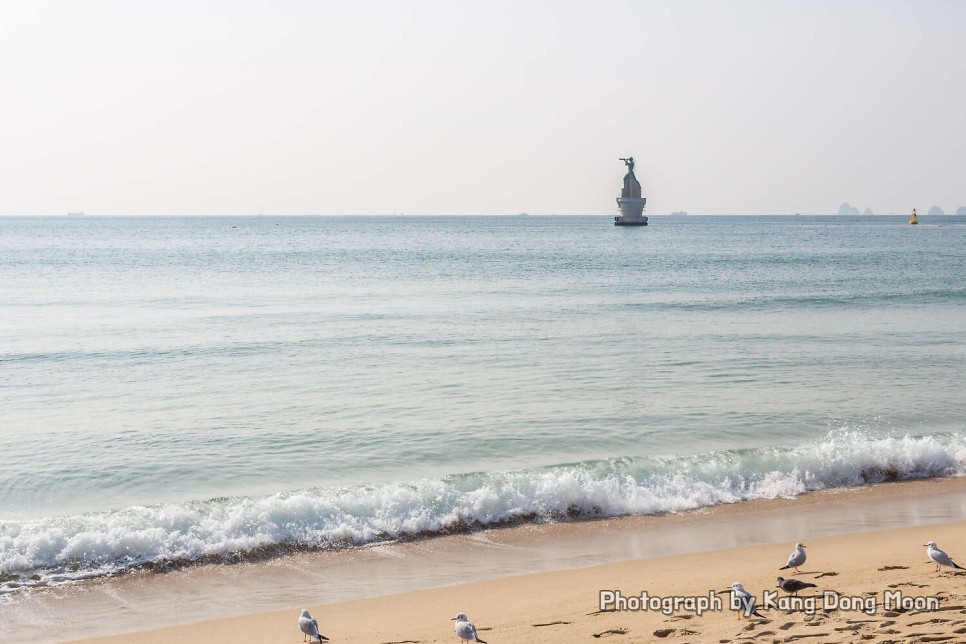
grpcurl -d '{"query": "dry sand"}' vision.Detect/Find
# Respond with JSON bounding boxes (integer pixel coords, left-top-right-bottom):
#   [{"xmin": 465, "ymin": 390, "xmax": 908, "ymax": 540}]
[{"xmin": 71, "ymin": 479, "xmax": 966, "ymax": 643}]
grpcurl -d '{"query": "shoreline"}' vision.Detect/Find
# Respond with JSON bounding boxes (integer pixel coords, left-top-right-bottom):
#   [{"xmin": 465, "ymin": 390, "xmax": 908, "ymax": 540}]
[
  {"xmin": 13, "ymin": 476, "xmax": 953, "ymax": 642},
  {"xmin": 78, "ymin": 522, "xmax": 966, "ymax": 643}
]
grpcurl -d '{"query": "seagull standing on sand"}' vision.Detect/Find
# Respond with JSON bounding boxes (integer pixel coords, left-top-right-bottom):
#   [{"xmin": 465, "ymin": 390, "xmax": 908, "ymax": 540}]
[
  {"xmin": 779, "ymin": 542, "xmax": 807, "ymax": 573},
  {"xmin": 777, "ymin": 576, "xmax": 817, "ymax": 595},
  {"xmin": 720, "ymin": 582, "xmax": 764, "ymax": 620},
  {"xmin": 452, "ymin": 612, "xmax": 487, "ymax": 643},
  {"xmin": 924, "ymin": 541, "xmax": 965, "ymax": 572},
  {"xmin": 298, "ymin": 609, "xmax": 329, "ymax": 642}
]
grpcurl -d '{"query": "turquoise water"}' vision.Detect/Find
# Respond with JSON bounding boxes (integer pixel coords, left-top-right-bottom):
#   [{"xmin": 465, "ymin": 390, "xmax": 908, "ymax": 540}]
[{"xmin": 1, "ymin": 214, "xmax": 965, "ymax": 589}]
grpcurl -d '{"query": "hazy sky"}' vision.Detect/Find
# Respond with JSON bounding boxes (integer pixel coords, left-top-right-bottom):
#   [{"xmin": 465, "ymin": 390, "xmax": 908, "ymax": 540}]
[{"xmin": 2, "ymin": 0, "xmax": 964, "ymax": 215}]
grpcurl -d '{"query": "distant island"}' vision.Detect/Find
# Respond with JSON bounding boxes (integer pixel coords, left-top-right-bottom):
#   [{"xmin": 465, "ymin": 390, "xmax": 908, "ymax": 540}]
[
  {"xmin": 837, "ymin": 203, "xmax": 965, "ymax": 216},
  {"xmin": 66, "ymin": 211, "xmax": 87, "ymax": 217},
  {"xmin": 670, "ymin": 211, "xmax": 688, "ymax": 216}
]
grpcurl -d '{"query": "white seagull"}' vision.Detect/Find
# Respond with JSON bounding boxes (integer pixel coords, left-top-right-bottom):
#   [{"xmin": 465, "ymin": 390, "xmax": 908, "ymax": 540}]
[
  {"xmin": 779, "ymin": 542, "xmax": 807, "ymax": 573},
  {"xmin": 720, "ymin": 582, "xmax": 764, "ymax": 620},
  {"xmin": 924, "ymin": 541, "xmax": 965, "ymax": 572},
  {"xmin": 298, "ymin": 609, "xmax": 329, "ymax": 642},
  {"xmin": 452, "ymin": 612, "xmax": 487, "ymax": 643}
]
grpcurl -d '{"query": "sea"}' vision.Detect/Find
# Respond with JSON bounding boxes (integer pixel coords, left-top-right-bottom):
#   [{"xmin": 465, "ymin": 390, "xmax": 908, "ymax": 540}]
[{"xmin": 1, "ymin": 214, "xmax": 965, "ymax": 631}]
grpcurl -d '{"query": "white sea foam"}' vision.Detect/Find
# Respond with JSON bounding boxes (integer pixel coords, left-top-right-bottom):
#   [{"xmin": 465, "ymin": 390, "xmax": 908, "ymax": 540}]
[{"xmin": 1, "ymin": 431, "xmax": 964, "ymax": 591}]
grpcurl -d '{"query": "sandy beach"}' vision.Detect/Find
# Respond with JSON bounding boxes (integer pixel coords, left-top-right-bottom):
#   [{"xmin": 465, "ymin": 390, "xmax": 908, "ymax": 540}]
[{"xmin": 67, "ymin": 477, "xmax": 966, "ymax": 643}]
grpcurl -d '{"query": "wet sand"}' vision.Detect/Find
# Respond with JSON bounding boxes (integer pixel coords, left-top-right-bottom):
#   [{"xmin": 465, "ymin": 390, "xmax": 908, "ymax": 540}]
[{"xmin": 6, "ymin": 477, "xmax": 964, "ymax": 642}]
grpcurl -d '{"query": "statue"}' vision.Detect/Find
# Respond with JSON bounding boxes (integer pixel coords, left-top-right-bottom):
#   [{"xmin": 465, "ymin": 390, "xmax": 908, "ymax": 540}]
[
  {"xmin": 614, "ymin": 154, "xmax": 647, "ymax": 225},
  {"xmin": 618, "ymin": 156, "xmax": 641, "ymax": 199}
]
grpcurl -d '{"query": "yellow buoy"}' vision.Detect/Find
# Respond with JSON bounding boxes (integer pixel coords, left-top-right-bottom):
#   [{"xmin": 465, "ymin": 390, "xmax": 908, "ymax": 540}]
[{"xmin": 909, "ymin": 208, "xmax": 918, "ymax": 225}]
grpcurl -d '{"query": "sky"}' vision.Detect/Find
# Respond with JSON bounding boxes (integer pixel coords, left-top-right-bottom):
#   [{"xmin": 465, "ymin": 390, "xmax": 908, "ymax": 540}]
[{"xmin": 1, "ymin": 0, "xmax": 964, "ymax": 216}]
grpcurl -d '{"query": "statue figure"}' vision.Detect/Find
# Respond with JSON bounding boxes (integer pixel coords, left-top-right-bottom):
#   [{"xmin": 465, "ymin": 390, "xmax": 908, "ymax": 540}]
[{"xmin": 618, "ymin": 156, "xmax": 641, "ymax": 198}]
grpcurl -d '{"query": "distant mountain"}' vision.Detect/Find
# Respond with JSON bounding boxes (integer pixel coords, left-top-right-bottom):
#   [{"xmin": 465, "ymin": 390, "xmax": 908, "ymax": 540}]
[
  {"xmin": 956, "ymin": 206, "xmax": 966, "ymax": 216},
  {"xmin": 837, "ymin": 202, "xmax": 861, "ymax": 216},
  {"xmin": 927, "ymin": 205, "xmax": 945, "ymax": 216},
  {"xmin": 862, "ymin": 208, "xmax": 874, "ymax": 216}
]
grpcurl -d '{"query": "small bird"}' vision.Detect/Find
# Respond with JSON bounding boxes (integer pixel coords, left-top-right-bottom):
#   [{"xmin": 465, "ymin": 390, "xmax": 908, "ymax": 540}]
[
  {"xmin": 779, "ymin": 542, "xmax": 807, "ymax": 573},
  {"xmin": 924, "ymin": 541, "xmax": 965, "ymax": 572},
  {"xmin": 298, "ymin": 609, "xmax": 329, "ymax": 642},
  {"xmin": 777, "ymin": 576, "xmax": 817, "ymax": 595},
  {"xmin": 720, "ymin": 582, "xmax": 764, "ymax": 619},
  {"xmin": 452, "ymin": 612, "xmax": 487, "ymax": 643}
]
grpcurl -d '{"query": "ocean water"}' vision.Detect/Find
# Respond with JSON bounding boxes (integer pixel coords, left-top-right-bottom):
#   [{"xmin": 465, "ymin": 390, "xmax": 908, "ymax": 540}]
[{"xmin": 1, "ymin": 214, "xmax": 965, "ymax": 592}]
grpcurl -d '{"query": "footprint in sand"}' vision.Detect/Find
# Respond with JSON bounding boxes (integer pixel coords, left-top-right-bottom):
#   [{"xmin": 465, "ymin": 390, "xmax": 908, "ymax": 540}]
[
  {"xmin": 779, "ymin": 621, "xmax": 796, "ymax": 630},
  {"xmin": 532, "ymin": 621, "xmax": 570, "ymax": 627},
  {"xmin": 783, "ymin": 634, "xmax": 831, "ymax": 641},
  {"xmin": 908, "ymin": 618, "xmax": 951, "ymax": 626},
  {"xmin": 877, "ymin": 565, "xmax": 909, "ymax": 571},
  {"xmin": 739, "ymin": 620, "xmax": 771, "ymax": 632},
  {"xmin": 930, "ymin": 604, "xmax": 966, "ymax": 612},
  {"xmin": 592, "ymin": 628, "xmax": 628, "ymax": 638},
  {"xmin": 888, "ymin": 582, "xmax": 929, "ymax": 589}
]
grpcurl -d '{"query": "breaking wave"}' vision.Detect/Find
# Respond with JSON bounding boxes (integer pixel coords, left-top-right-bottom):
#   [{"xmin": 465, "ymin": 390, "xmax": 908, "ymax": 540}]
[{"xmin": 2, "ymin": 430, "xmax": 965, "ymax": 592}]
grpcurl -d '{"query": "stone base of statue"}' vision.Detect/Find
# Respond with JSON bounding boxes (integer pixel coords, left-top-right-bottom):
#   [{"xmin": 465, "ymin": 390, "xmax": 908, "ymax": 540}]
[{"xmin": 615, "ymin": 197, "xmax": 648, "ymax": 226}]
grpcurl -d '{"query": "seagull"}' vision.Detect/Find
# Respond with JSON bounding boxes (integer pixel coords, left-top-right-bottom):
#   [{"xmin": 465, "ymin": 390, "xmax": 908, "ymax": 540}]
[
  {"xmin": 719, "ymin": 582, "xmax": 764, "ymax": 620},
  {"xmin": 298, "ymin": 609, "xmax": 329, "ymax": 642},
  {"xmin": 779, "ymin": 542, "xmax": 807, "ymax": 573},
  {"xmin": 777, "ymin": 576, "xmax": 817, "ymax": 595},
  {"xmin": 452, "ymin": 612, "xmax": 487, "ymax": 643},
  {"xmin": 924, "ymin": 541, "xmax": 965, "ymax": 572}
]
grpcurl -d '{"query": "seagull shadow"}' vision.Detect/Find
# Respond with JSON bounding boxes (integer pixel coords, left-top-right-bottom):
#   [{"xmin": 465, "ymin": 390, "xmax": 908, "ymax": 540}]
[{"xmin": 790, "ymin": 570, "xmax": 833, "ymax": 578}]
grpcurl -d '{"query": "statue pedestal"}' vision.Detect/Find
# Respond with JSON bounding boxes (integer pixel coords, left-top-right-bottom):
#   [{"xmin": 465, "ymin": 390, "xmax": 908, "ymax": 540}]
[{"xmin": 615, "ymin": 197, "xmax": 648, "ymax": 226}]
